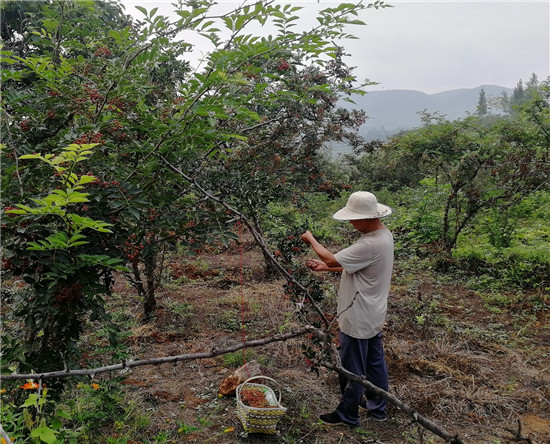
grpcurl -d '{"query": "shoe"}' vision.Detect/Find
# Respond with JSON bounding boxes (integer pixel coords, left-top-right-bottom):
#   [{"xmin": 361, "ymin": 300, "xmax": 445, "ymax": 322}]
[
  {"xmin": 319, "ymin": 411, "xmax": 359, "ymax": 427},
  {"xmin": 359, "ymin": 399, "xmax": 387, "ymax": 422},
  {"xmin": 369, "ymin": 413, "xmax": 387, "ymax": 422},
  {"xmin": 319, "ymin": 411, "xmax": 343, "ymax": 426}
]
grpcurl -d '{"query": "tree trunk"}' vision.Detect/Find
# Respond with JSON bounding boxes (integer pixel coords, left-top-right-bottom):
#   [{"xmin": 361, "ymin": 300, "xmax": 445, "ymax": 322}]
[{"xmin": 142, "ymin": 258, "xmax": 157, "ymax": 321}]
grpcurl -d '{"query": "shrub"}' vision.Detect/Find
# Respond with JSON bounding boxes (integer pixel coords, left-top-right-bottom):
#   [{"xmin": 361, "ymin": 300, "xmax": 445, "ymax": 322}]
[
  {"xmin": 453, "ymin": 243, "xmax": 550, "ymax": 290},
  {"xmin": 1, "ymin": 145, "xmax": 125, "ymax": 381}
]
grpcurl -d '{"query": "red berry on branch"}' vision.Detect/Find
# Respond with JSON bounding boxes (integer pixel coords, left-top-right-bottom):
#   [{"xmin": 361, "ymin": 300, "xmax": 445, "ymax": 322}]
[{"xmin": 277, "ymin": 60, "xmax": 290, "ymax": 71}]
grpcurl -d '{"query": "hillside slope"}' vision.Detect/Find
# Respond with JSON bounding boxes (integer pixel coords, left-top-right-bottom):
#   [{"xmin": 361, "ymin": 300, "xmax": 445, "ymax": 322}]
[{"xmin": 333, "ymin": 85, "xmax": 512, "ymax": 151}]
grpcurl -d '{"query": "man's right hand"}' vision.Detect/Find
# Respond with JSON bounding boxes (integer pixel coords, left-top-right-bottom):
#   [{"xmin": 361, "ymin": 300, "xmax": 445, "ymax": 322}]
[
  {"xmin": 306, "ymin": 259, "xmax": 328, "ymax": 271},
  {"xmin": 301, "ymin": 230, "xmax": 342, "ymax": 270}
]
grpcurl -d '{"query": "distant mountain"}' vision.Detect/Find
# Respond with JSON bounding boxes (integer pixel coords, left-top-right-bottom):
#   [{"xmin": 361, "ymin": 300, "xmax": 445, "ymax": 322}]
[{"xmin": 331, "ymin": 85, "xmax": 513, "ymax": 154}]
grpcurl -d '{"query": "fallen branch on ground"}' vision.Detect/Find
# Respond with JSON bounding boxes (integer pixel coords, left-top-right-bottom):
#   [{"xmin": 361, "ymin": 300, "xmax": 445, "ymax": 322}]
[
  {"xmin": 321, "ymin": 360, "xmax": 466, "ymax": 444},
  {"xmin": 2, "ymin": 326, "xmax": 469, "ymax": 443},
  {"xmin": 0, "ymin": 326, "xmax": 315, "ymax": 381},
  {"xmin": 307, "ymin": 328, "xmax": 467, "ymax": 444}
]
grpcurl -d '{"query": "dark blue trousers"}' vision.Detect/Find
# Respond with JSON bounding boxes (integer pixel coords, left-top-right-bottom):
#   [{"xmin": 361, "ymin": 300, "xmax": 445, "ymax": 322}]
[{"xmin": 336, "ymin": 331, "xmax": 389, "ymax": 425}]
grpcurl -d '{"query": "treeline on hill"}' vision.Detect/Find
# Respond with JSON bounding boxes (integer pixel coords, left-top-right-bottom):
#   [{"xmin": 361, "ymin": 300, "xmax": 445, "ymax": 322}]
[{"xmin": 0, "ymin": 0, "xmax": 548, "ymax": 442}]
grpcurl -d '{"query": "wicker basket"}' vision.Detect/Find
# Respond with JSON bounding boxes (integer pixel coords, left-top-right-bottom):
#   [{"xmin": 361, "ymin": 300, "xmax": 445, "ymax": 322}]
[{"xmin": 236, "ymin": 376, "xmax": 287, "ymax": 434}]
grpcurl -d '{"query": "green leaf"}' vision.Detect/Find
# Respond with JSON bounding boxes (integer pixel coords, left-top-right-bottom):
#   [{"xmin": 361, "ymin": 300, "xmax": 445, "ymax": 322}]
[
  {"xmin": 200, "ymin": 20, "xmax": 215, "ymax": 31},
  {"xmin": 235, "ymin": 15, "xmax": 246, "ymax": 31},
  {"xmin": 19, "ymin": 154, "xmax": 42, "ymax": 160},
  {"xmin": 12, "ymin": 204, "xmax": 33, "ymax": 213},
  {"xmin": 66, "ymin": 214, "xmax": 113, "ymax": 232},
  {"xmin": 50, "ymin": 417, "xmax": 62, "ymax": 430},
  {"xmin": 135, "ymin": 5, "xmax": 147, "ymax": 16},
  {"xmin": 55, "ymin": 409, "xmax": 72, "ymax": 420},
  {"xmin": 77, "ymin": 254, "xmax": 127, "ymax": 271},
  {"xmin": 67, "ymin": 191, "xmax": 90, "ymax": 203},
  {"xmin": 30, "ymin": 426, "xmax": 58, "ymax": 444},
  {"xmin": 222, "ymin": 17, "xmax": 234, "ymax": 30},
  {"xmin": 128, "ymin": 206, "xmax": 141, "ymax": 220},
  {"xmin": 66, "ymin": 173, "xmax": 79, "ymax": 184},
  {"xmin": 77, "ymin": 175, "xmax": 97, "ymax": 185},
  {"xmin": 21, "ymin": 393, "xmax": 39, "ymax": 408},
  {"xmin": 67, "ymin": 233, "xmax": 87, "ymax": 245}
]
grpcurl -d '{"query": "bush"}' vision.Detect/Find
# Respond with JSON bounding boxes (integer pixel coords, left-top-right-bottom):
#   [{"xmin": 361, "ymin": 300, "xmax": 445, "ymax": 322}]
[
  {"xmin": 382, "ymin": 182, "xmax": 446, "ymax": 254},
  {"xmin": 454, "ymin": 190, "xmax": 550, "ymax": 289},
  {"xmin": 1, "ymin": 145, "xmax": 126, "ymax": 382},
  {"xmin": 453, "ymin": 243, "xmax": 550, "ymax": 290}
]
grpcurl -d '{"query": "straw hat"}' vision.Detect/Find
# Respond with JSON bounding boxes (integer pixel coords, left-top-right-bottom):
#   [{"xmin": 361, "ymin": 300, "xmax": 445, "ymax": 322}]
[{"xmin": 333, "ymin": 191, "xmax": 392, "ymax": 220}]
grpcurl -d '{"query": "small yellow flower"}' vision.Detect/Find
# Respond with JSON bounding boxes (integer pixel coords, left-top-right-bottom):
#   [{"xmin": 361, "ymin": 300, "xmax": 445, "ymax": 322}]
[
  {"xmin": 0, "ymin": 389, "xmax": 6, "ymax": 394},
  {"xmin": 1, "ymin": 437, "xmax": 6, "ymax": 444},
  {"xmin": 20, "ymin": 381, "xmax": 40, "ymax": 390},
  {"xmin": 91, "ymin": 383, "xmax": 99, "ymax": 390}
]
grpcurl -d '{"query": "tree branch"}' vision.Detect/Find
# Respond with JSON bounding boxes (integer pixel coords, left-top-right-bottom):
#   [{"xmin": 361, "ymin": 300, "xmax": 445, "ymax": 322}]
[
  {"xmin": 2, "ymin": 324, "xmax": 471, "ymax": 443},
  {"xmin": 156, "ymin": 153, "xmax": 330, "ymax": 327},
  {"xmin": 320, "ymin": 361, "xmax": 466, "ymax": 443},
  {"xmin": 0, "ymin": 327, "xmax": 315, "ymax": 381}
]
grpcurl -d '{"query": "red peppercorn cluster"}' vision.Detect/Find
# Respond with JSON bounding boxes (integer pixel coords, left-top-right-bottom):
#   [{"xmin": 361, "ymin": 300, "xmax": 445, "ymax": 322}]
[
  {"xmin": 93, "ymin": 46, "xmax": 112, "ymax": 57},
  {"xmin": 89, "ymin": 179, "xmax": 120, "ymax": 188},
  {"xmin": 54, "ymin": 282, "xmax": 82, "ymax": 304},
  {"xmin": 120, "ymin": 234, "xmax": 143, "ymax": 262},
  {"xmin": 106, "ymin": 96, "xmax": 127, "ymax": 113},
  {"xmin": 73, "ymin": 133, "xmax": 104, "ymax": 145},
  {"xmin": 277, "ymin": 59, "xmax": 290, "ymax": 71},
  {"xmin": 83, "ymin": 84, "xmax": 102, "ymax": 103}
]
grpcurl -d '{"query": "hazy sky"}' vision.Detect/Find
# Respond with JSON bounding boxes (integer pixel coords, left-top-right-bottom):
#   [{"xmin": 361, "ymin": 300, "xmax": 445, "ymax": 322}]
[{"xmin": 123, "ymin": 0, "xmax": 550, "ymax": 94}]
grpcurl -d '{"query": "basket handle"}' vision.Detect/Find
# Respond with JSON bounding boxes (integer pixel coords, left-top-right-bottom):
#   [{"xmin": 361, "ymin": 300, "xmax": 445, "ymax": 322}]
[{"xmin": 238, "ymin": 376, "xmax": 282, "ymax": 404}]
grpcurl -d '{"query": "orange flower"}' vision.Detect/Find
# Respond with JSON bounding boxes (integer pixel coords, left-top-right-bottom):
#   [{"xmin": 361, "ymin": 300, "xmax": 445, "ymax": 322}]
[
  {"xmin": 91, "ymin": 383, "xmax": 99, "ymax": 390},
  {"xmin": 20, "ymin": 381, "xmax": 39, "ymax": 390}
]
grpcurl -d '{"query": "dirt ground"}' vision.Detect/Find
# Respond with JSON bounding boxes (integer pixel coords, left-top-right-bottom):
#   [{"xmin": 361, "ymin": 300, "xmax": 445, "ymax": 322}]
[{"xmin": 100, "ymin": 240, "xmax": 550, "ymax": 444}]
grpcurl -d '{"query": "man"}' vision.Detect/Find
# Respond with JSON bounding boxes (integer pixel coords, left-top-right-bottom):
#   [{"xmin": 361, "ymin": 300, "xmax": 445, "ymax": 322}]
[{"xmin": 301, "ymin": 191, "xmax": 393, "ymax": 426}]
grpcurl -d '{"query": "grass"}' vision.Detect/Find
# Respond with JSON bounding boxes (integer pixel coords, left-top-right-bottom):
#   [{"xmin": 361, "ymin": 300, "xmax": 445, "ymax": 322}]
[
  {"xmin": 218, "ymin": 350, "xmax": 257, "ymax": 368},
  {"xmin": 165, "ymin": 300, "xmax": 194, "ymax": 319},
  {"xmin": 211, "ymin": 308, "xmax": 242, "ymax": 331}
]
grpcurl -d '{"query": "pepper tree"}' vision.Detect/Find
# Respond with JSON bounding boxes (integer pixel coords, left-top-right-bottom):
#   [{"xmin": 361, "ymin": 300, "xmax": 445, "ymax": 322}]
[{"xmin": 2, "ymin": 0, "xmax": 389, "ymax": 373}]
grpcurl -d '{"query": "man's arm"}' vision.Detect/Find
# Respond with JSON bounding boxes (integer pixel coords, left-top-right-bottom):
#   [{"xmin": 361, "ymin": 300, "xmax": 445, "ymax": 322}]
[
  {"xmin": 301, "ymin": 230, "xmax": 342, "ymax": 270},
  {"xmin": 306, "ymin": 259, "xmax": 343, "ymax": 273}
]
